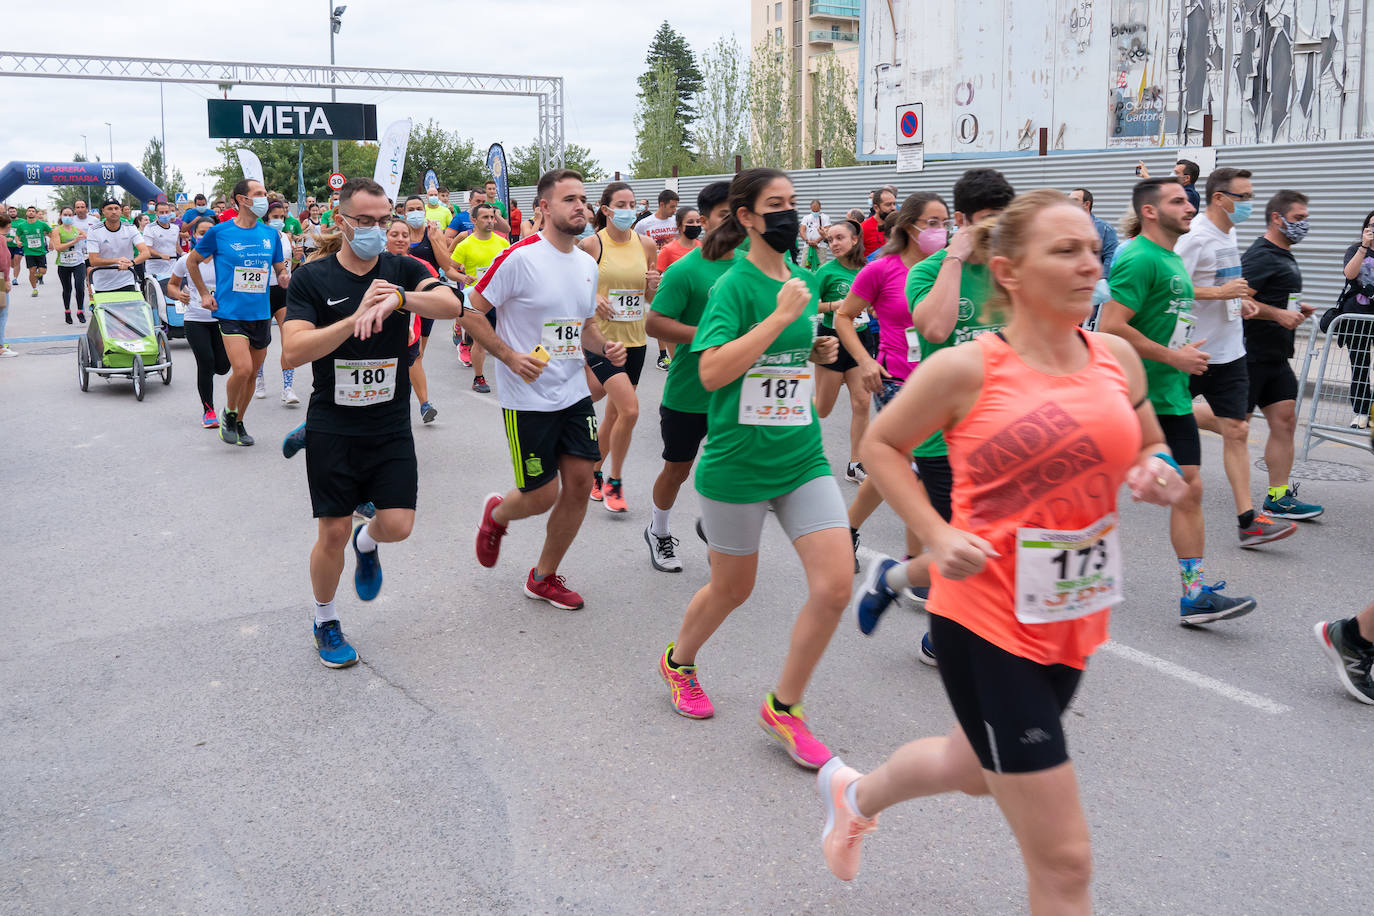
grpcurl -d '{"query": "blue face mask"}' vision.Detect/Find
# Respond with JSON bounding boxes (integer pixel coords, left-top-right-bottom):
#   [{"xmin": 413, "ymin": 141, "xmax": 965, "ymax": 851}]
[
  {"xmin": 157, "ymin": 213, "xmax": 172, "ymax": 225},
  {"xmin": 427, "ymin": 195, "xmax": 439, "ymax": 206},
  {"xmin": 1230, "ymin": 200, "xmax": 1252, "ymax": 224},
  {"xmin": 346, "ymin": 223, "xmax": 386, "ymax": 259},
  {"xmin": 610, "ymin": 208, "xmax": 637, "ymax": 231},
  {"xmin": 249, "ymin": 196, "xmax": 269, "ymax": 218},
  {"xmin": 405, "ymin": 211, "xmax": 426, "ymax": 228},
  {"xmin": 62, "ymin": 215, "xmax": 75, "ymax": 226},
  {"xmin": 268, "ymin": 218, "xmax": 285, "ymax": 230}
]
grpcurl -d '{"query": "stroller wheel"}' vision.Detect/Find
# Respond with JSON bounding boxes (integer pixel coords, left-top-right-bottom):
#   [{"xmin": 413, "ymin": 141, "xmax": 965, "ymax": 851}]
[
  {"xmin": 132, "ymin": 356, "xmax": 146, "ymax": 401},
  {"xmin": 77, "ymin": 337, "xmax": 90, "ymax": 392}
]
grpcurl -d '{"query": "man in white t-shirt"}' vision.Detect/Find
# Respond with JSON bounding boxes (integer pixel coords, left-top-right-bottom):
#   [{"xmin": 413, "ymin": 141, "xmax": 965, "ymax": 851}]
[
  {"xmin": 634, "ymin": 190, "xmax": 679, "ymax": 249},
  {"xmin": 1177, "ymin": 166, "xmax": 1295, "ymax": 549},
  {"xmin": 800, "ymin": 199, "xmax": 830, "ymax": 270},
  {"xmin": 85, "ymin": 198, "xmax": 150, "ymax": 292},
  {"xmin": 142, "ymin": 201, "xmax": 181, "ymax": 284},
  {"xmin": 471, "ymin": 168, "xmax": 626, "ymax": 612}
]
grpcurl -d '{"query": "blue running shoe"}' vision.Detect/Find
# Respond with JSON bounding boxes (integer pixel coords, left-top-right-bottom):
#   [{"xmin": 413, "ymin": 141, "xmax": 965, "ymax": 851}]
[
  {"xmin": 856, "ymin": 556, "xmax": 900, "ymax": 636},
  {"xmin": 1262, "ymin": 483, "xmax": 1324, "ymax": 521},
  {"xmin": 918, "ymin": 631, "xmax": 937, "ymax": 667},
  {"xmin": 354, "ymin": 502, "xmax": 376, "ymax": 519},
  {"xmin": 282, "ymin": 422, "xmax": 306, "ymax": 459},
  {"xmin": 904, "ymin": 586, "xmax": 929, "ymax": 610},
  {"xmin": 1180, "ymin": 581, "xmax": 1257, "ymax": 626},
  {"xmin": 352, "ymin": 524, "xmax": 383, "ymax": 601},
  {"xmin": 421, "ymin": 401, "xmax": 437, "ymax": 424},
  {"xmin": 313, "ymin": 619, "xmax": 358, "ymax": 668}
]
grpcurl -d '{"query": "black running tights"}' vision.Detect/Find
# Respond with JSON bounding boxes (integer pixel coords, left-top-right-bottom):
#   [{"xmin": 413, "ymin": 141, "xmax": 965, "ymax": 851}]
[
  {"xmin": 58, "ymin": 265, "xmax": 86, "ymax": 314},
  {"xmin": 185, "ymin": 320, "xmax": 230, "ymax": 411}
]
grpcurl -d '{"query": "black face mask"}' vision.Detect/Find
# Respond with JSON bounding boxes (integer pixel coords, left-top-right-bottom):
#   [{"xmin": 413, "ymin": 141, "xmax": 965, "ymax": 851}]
[
  {"xmin": 683, "ymin": 224, "xmax": 702, "ymax": 240},
  {"xmin": 754, "ymin": 208, "xmax": 799, "ymax": 253}
]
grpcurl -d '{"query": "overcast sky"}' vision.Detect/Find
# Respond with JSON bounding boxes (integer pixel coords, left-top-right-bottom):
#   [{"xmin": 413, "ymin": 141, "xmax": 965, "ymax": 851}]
[{"xmin": 3, "ymin": 1, "xmax": 747, "ymax": 207}]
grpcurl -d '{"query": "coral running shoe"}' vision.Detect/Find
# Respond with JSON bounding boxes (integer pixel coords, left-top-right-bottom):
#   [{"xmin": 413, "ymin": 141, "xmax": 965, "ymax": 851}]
[
  {"xmin": 475, "ymin": 492, "xmax": 507, "ymax": 568},
  {"xmin": 659, "ymin": 643, "xmax": 714, "ymax": 718},
  {"xmin": 759, "ymin": 694, "xmax": 832, "ymax": 769},
  {"xmin": 589, "ymin": 470, "xmax": 604, "ymax": 502},
  {"xmin": 817, "ymin": 757, "xmax": 878, "ymax": 881},
  {"xmin": 523, "ymin": 569, "xmax": 585, "ymax": 610},
  {"xmin": 603, "ymin": 478, "xmax": 628, "ymax": 513}
]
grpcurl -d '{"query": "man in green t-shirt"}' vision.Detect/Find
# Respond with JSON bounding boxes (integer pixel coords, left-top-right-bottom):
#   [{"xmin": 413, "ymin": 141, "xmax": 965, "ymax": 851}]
[
  {"xmin": 483, "ymin": 180, "xmax": 508, "ymax": 219},
  {"xmin": 1100, "ymin": 176, "xmax": 1256, "ymax": 625},
  {"xmin": 13, "ymin": 206, "xmax": 52, "ymax": 296},
  {"xmin": 641, "ymin": 181, "xmax": 734, "ymax": 571},
  {"xmin": 320, "ymin": 191, "xmax": 340, "ymax": 227}
]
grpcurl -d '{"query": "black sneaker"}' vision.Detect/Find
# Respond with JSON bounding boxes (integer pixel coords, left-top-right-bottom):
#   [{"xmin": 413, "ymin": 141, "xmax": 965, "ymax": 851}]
[
  {"xmin": 1313, "ymin": 620, "xmax": 1374, "ymax": 704},
  {"xmin": 1179, "ymin": 581, "xmax": 1256, "ymax": 626},
  {"xmin": 850, "ymin": 528, "xmax": 861, "ymax": 574},
  {"xmin": 218, "ymin": 412, "xmax": 240, "ymax": 446},
  {"xmin": 1238, "ymin": 512, "xmax": 1297, "ymax": 548},
  {"xmin": 472, "ymin": 375, "xmax": 490, "ymax": 393},
  {"xmin": 236, "ymin": 421, "xmax": 255, "ymax": 447},
  {"xmin": 64, "ymin": 312, "xmax": 73, "ymax": 325}
]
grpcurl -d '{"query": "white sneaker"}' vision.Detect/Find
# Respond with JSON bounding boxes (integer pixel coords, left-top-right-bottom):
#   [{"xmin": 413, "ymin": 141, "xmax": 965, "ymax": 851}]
[
  {"xmin": 1351, "ymin": 413, "xmax": 1370, "ymax": 430},
  {"xmin": 254, "ymin": 376, "xmax": 267, "ymax": 399},
  {"xmin": 0, "ymin": 346, "xmax": 18, "ymax": 358},
  {"xmin": 844, "ymin": 462, "xmax": 867, "ymax": 484},
  {"xmin": 282, "ymin": 387, "xmax": 300, "ymax": 406},
  {"xmin": 644, "ymin": 526, "xmax": 683, "ymax": 573}
]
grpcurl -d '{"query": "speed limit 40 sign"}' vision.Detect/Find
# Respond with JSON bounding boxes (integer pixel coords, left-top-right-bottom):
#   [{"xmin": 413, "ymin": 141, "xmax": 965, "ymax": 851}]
[{"xmin": 327, "ymin": 172, "xmax": 346, "ymax": 191}]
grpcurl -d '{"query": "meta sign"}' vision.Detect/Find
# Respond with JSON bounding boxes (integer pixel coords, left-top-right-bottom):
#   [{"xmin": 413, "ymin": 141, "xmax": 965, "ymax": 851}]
[{"xmin": 207, "ymin": 100, "xmax": 378, "ymax": 140}]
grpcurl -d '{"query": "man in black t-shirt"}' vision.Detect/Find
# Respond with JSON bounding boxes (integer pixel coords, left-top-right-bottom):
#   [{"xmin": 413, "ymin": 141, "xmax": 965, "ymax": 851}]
[
  {"xmin": 1240, "ymin": 188, "xmax": 1325, "ymax": 523},
  {"xmin": 281, "ymin": 177, "xmax": 517, "ymax": 669}
]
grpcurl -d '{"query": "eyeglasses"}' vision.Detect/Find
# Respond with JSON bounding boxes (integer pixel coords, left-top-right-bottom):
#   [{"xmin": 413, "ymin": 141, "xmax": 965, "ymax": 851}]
[
  {"xmin": 1220, "ymin": 190, "xmax": 1254, "ymax": 202},
  {"xmin": 916, "ymin": 217, "xmax": 957, "ymax": 230},
  {"xmin": 338, "ymin": 212, "xmax": 388, "ymax": 229}
]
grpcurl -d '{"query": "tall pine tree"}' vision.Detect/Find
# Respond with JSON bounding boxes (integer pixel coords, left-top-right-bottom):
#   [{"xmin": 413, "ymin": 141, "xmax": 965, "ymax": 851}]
[{"xmin": 636, "ymin": 22, "xmax": 704, "ymax": 151}]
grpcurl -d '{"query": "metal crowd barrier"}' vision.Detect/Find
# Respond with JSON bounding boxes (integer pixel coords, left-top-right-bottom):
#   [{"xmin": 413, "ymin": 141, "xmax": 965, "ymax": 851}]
[{"xmin": 1294, "ymin": 313, "xmax": 1374, "ymax": 459}]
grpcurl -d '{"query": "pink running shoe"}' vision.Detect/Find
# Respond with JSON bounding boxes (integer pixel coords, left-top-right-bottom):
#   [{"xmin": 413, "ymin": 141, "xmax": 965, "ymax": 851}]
[
  {"xmin": 475, "ymin": 493, "xmax": 507, "ymax": 568},
  {"xmin": 759, "ymin": 694, "xmax": 832, "ymax": 769},
  {"xmin": 659, "ymin": 643, "xmax": 714, "ymax": 718},
  {"xmin": 523, "ymin": 569, "xmax": 585, "ymax": 610},
  {"xmin": 817, "ymin": 757, "xmax": 878, "ymax": 881}
]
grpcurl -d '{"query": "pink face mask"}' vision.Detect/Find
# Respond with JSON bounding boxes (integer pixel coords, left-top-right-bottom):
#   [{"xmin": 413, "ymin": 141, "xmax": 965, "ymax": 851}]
[{"xmin": 917, "ymin": 226, "xmax": 947, "ymax": 255}]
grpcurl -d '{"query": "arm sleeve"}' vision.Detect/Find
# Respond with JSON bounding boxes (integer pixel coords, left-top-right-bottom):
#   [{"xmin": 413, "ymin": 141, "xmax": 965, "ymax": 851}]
[
  {"xmin": 283, "ymin": 264, "xmax": 321, "ymax": 324},
  {"xmin": 904, "ymin": 252, "xmax": 941, "ymax": 308},
  {"xmin": 1100, "ymin": 224, "xmax": 1118, "ymax": 273},
  {"xmin": 1108, "ymin": 249, "xmax": 1150, "ymax": 310},
  {"xmin": 651, "ymin": 264, "xmax": 690, "ymax": 321},
  {"xmin": 474, "ymin": 247, "xmax": 515, "ymax": 308},
  {"xmin": 691, "ymin": 279, "xmax": 743, "ymax": 353},
  {"xmin": 849, "ymin": 259, "xmax": 884, "ymax": 303},
  {"xmin": 1239, "ymin": 247, "xmax": 1275, "ymax": 290},
  {"xmin": 194, "ymin": 223, "xmax": 217, "ymax": 258},
  {"xmin": 1175, "ymin": 234, "xmax": 1207, "ymax": 278}
]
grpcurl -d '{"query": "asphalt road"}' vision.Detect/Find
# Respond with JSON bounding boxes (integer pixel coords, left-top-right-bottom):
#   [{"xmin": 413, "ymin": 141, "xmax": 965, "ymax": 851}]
[{"xmin": 3, "ymin": 280, "xmax": 1373, "ymax": 914}]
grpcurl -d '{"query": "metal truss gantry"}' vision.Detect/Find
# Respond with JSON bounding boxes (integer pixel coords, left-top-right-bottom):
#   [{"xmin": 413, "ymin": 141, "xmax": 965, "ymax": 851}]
[{"xmin": 0, "ymin": 51, "xmax": 566, "ymax": 172}]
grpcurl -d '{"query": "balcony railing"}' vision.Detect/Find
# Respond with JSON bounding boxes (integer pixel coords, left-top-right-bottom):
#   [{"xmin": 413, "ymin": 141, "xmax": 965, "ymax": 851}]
[
  {"xmin": 808, "ymin": 29, "xmax": 859, "ymax": 44},
  {"xmin": 810, "ymin": 1, "xmax": 860, "ymax": 17}
]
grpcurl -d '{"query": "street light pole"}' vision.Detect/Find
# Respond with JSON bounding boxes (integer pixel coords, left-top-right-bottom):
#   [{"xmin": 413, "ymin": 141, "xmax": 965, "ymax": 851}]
[
  {"xmin": 104, "ymin": 122, "xmax": 113, "ymax": 162},
  {"xmin": 81, "ymin": 134, "xmax": 90, "ymax": 202},
  {"xmin": 160, "ymin": 81, "xmax": 167, "ymax": 191},
  {"xmin": 329, "ymin": 4, "xmax": 347, "ymax": 173}
]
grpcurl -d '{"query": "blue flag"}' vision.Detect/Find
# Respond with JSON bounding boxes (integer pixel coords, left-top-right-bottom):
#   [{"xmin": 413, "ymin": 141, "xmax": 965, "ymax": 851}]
[
  {"xmin": 486, "ymin": 143, "xmax": 509, "ymax": 215},
  {"xmin": 296, "ymin": 143, "xmax": 306, "ymax": 212}
]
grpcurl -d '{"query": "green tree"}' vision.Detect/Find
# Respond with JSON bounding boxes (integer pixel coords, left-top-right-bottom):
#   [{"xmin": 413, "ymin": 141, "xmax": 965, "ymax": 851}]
[
  {"xmin": 808, "ymin": 55, "xmax": 858, "ymax": 168},
  {"xmin": 398, "ymin": 120, "xmax": 485, "ymax": 197},
  {"xmin": 694, "ymin": 34, "xmax": 750, "ymax": 173},
  {"xmin": 631, "ymin": 60, "xmax": 694, "ymax": 178},
  {"xmin": 747, "ymin": 37, "xmax": 799, "ymax": 169},
  {"xmin": 636, "ymin": 21, "xmax": 704, "ymax": 152},
  {"xmin": 507, "ymin": 141, "xmax": 605, "ymax": 187},
  {"xmin": 208, "ymin": 139, "xmax": 378, "ymax": 202}
]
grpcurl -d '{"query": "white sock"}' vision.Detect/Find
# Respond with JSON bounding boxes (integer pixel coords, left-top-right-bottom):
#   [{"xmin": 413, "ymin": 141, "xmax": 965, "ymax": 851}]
[
  {"xmin": 844, "ymin": 779, "xmax": 869, "ymax": 819},
  {"xmin": 355, "ymin": 523, "xmax": 378, "ymax": 553},
  {"xmin": 313, "ymin": 600, "xmax": 338, "ymax": 626},
  {"xmin": 651, "ymin": 504, "xmax": 671, "ymax": 538},
  {"xmin": 256, "ymin": 365, "xmax": 264, "ymax": 380},
  {"xmin": 883, "ymin": 560, "xmax": 912, "ymax": 592}
]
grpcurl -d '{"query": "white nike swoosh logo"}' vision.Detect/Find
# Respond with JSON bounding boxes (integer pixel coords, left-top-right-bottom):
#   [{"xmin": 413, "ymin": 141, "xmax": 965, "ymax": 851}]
[{"xmin": 327, "ymin": 297, "xmax": 349, "ymax": 306}]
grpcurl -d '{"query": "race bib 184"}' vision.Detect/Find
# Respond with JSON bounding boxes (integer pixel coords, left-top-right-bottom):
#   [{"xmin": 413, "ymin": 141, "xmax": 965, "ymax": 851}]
[
  {"xmin": 739, "ymin": 365, "xmax": 813, "ymax": 426},
  {"xmin": 1014, "ymin": 513, "xmax": 1122, "ymax": 625},
  {"xmin": 540, "ymin": 318, "xmax": 584, "ymax": 360}
]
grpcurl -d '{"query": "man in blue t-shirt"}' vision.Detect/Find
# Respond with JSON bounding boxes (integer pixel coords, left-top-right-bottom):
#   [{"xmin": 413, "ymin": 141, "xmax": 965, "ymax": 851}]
[
  {"xmin": 181, "ymin": 193, "xmax": 214, "ymax": 225},
  {"xmin": 443, "ymin": 188, "xmax": 484, "ymax": 244},
  {"xmin": 187, "ymin": 177, "xmax": 287, "ymax": 447}
]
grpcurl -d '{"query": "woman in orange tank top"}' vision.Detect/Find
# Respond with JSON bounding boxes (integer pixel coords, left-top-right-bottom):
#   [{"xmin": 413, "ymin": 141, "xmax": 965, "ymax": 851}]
[{"xmin": 813, "ymin": 190, "xmax": 1189, "ymax": 910}]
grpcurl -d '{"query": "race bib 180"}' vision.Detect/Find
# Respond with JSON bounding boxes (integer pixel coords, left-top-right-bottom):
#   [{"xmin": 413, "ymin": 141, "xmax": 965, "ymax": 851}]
[{"xmin": 334, "ymin": 357, "xmax": 398, "ymax": 406}]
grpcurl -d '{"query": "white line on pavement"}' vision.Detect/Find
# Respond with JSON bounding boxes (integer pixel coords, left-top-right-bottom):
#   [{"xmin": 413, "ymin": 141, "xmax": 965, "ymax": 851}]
[{"xmin": 853, "ymin": 544, "xmax": 1292, "ymax": 715}]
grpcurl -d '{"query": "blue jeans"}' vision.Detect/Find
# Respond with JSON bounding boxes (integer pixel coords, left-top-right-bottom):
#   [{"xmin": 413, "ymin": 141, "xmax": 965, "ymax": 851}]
[{"xmin": 0, "ymin": 289, "xmax": 9, "ymax": 345}]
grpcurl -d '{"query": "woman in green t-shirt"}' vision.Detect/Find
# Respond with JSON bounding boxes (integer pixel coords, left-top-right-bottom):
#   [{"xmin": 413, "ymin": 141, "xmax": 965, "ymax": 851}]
[
  {"xmin": 658, "ymin": 168, "xmax": 852, "ymax": 771},
  {"xmin": 813, "ymin": 219, "xmax": 872, "ymax": 479},
  {"xmin": 52, "ymin": 206, "xmax": 88, "ymax": 323}
]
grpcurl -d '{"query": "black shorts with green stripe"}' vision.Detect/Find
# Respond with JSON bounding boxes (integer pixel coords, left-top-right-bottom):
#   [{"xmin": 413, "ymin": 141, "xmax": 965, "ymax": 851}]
[{"xmin": 503, "ymin": 397, "xmax": 601, "ymax": 492}]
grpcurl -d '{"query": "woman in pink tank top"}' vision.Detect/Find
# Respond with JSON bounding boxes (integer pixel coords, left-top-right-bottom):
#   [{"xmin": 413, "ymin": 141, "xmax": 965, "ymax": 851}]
[{"xmin": 813, "ymin": 190, "xmax": 1189, "ymax": 910}]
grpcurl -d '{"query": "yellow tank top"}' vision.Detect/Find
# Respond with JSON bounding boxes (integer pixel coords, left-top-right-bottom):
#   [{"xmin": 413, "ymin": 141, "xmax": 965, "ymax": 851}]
[{"xmin": 594, "ymin": 228, "xmax": 649, "ymax": 347}]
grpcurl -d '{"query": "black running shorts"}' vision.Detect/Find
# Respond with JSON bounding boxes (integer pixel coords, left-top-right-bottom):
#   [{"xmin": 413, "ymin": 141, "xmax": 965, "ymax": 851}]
[
  {"xmin": 1156, "ymin": 412, "xmax": 1202, "ymax": 466},
  {"xmin": 585, "ymin": 343, "xmax": 647, "ymax": 387},
  {"xmin": 914, "ymin": 454, "xmax": 954, "ymax": 523},
  {"xmin": 1246, "ymin": 358, "xmax": 1299, "ymax": 412},
  {"xmin": 218, "ymin": 317, "xmax": 271, "ymax": 351},
  {"xmin": 659, "ymin": 405, "xmax": 709, "ymax": 464},
  {"xmin": 1189, "ymin": 355, "xmax": 1249, "ymax": 420},
  {"xmin": 815, "ymin": 323, "xmax": 876, "ymax": 375},
  {"xmin": 931, "ymin": 614, "xmax": 1083, "ymax": 774},
  {"xmin": 305, "ymin": 429, "xmax": 418, "ymax": 518},
  {"xmin": 502, "ymin": 397, "xmax": 600, "ymax": 492}
]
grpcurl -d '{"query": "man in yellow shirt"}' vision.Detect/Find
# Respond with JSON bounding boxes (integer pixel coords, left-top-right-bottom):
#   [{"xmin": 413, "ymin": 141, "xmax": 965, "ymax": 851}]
[
  {"xmin": 450, "ymin": 202, "xmax": 510, "ymax": 393},
  {"xmin": 424, "ymin": 185, "xmax": 454, "ymax": 227}
]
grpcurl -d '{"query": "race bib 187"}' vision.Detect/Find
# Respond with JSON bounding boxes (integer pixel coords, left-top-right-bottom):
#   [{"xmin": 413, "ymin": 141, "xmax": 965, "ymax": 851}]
[{"xmin": 739, "ymin": 365, "xmax": 813, "ymax": 426}]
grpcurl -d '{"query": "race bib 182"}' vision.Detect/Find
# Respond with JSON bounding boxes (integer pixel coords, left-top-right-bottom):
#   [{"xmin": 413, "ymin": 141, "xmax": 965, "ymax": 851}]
[{"xmin": 609, "ymin": 288, "xmax": 644, "ymax": 322}]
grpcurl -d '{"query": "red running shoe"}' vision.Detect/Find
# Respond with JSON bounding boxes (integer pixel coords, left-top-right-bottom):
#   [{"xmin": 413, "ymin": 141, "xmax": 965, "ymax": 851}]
[
  {"xmin": 523, "ymin": 569, "xmax": 585, "ymax": 609},
  {"xmin": 475, "ymin": 492, "xmax": 507, "ymax": 568}
]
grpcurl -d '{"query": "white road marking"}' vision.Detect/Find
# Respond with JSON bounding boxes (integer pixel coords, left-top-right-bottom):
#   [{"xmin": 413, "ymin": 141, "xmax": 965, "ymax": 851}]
[{"xmin": 853, "ymin": 544, "xmax": 1292, "ymax": 714}]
